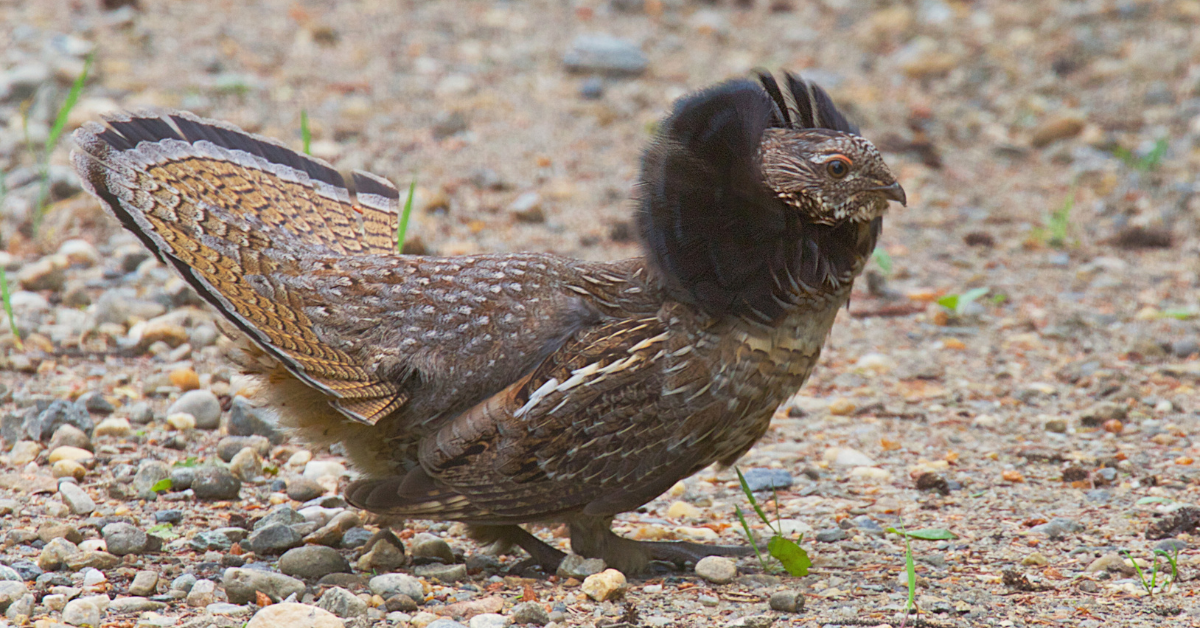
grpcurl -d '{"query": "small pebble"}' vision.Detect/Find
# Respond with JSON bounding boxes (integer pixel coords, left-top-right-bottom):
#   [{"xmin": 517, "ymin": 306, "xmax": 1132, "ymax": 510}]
[
  {"xmin": 557, "ymin": 555, "xmax": 606, "ymax": 579},
  {"xmin": 581, "ymin": 569, "xmax": 626, "ymax": 601},
  {"xmin": 167, "ymin": 389, "xmax": 222, "ymax": 429},
  {"xmin": 191, "ymin": 466, "xmax": 242, "ymax": 500},
  {"xmin": 768, "ymin": 590, "xmax": 804, "ymax": 613},
  {"xmin": 57, "ymin": 482, "xmax": 96, "ymax": 515},
  {"xmin": 509, "ymin": 601, "xmax": 549, "ymax": 625},
  {"xmin": 278, "ymin": 545, "xmax": 351, "ymax": 580},
  {"xmin": 316, "ymin": 585, "xmax": 367, "ymax": 618},
  {"xmin": 695, "ymin": 556, "xmax": 737, "ymax": 584}
]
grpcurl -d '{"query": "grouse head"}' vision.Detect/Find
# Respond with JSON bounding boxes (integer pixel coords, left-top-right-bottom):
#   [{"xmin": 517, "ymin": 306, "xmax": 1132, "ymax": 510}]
[{"xmin": 637, "ymin": 71, "xmax": 905, "ymax": 323}]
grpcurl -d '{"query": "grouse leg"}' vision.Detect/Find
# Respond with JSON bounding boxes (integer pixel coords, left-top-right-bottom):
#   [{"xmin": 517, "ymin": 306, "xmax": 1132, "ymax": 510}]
[
  {"xmin": 569, "ymin": 517, "xmax": 754, "ymax": 574},
  {"xmin": 468, "ymin": 524, "xmax": 567, "ymax": 573}
]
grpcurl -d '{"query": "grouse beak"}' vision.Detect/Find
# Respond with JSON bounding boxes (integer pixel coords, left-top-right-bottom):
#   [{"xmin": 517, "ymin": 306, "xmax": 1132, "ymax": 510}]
[{"xmin": 873, "ymin": 181, "xmax": 907, "ymax": 207}]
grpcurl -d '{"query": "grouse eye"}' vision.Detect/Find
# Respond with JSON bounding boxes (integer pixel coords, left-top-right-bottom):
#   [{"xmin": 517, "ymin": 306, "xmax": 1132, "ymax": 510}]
[{"xmin": 826, "ymin": 158, "xmax": 850, "ymax": 179}]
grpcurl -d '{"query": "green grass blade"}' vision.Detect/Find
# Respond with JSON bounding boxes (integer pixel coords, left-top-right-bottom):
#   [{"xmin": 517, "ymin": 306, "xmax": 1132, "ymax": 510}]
[
  {"xmin": 767, "ymin": 536, "xmax": 810, "ymax": 577},
  {"xmin": 150, "ymin": 478, "xmax": 172, "ymax": 493},
  {"xmin": 0, "ymin": 267, "xmax": 22, "ymax": 351},
  {"xmin": 885, "ymin": 527, "xmax": 957, "ymax": 541},
  {"xmin": 735, "ymin": 467, "xmax": 772, "ymax": 530},
  {"xmin": 734, "ymin": 505, "xmax": 769, "ymax": 572},
  {"xmin": 300, "ymin": 109, "xmax": 311, "ymax": 155},
  {"xmin": 397, "ymin": 175, "xmax": 417, "ymax": 252},
  {"xmin": 890, "ymin": 518, "xmax": 917, "ymax": 620},
  {"xmin": 45, "ymin": 54, "xmax": 92, "ymax": 154},
  {"xmin": 1120, "ymin": 549, "xmax": 1152, "ymax": 595}
]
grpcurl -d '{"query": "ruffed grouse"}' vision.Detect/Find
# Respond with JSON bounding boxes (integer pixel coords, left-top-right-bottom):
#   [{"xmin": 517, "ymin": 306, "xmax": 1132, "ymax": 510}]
[{"xmin": 72, "ymin": 71, "xmax": 904, "ymax": 574}]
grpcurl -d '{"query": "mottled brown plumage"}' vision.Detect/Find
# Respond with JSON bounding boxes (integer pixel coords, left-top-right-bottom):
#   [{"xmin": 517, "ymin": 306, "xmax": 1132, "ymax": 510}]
[{"xmin": 72, "ymin": 71, "xmax": 904, "ymax": 574}]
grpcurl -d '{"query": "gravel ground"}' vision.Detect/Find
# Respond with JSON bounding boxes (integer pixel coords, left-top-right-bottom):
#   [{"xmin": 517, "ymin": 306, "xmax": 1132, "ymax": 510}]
[{"xmin": 1, "ymin": 1, "xmax": 1199, "ymax": 627}]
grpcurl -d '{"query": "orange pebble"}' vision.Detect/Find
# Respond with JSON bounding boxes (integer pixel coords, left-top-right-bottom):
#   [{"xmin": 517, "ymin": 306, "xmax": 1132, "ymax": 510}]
[{"xmin": 1002, "ymin": 470, "xmax": 1025, "ymax": 483}]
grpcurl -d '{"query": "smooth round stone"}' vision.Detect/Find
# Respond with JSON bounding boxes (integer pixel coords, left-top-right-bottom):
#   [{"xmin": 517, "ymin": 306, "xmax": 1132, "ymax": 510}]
[
  {"xmin": 48, "ymin": 446, "xmax": 93, "ymax": 463},
  {"xmin": 102, "ymin": 522, "xmax": 153, "ymax": 556},
  {"xmin": 167, "ymin": 390, "xmax": 221, "ymax": 429},
  {"xmin": 694, "ymin": 556, "xmax": 737, "ymax": 584},
  {"xmin": 278, "ymin": 545, "xmax": 351, "ymax": 579},
  {"xmin": 246, "ymin": 523, "xmax": 302, "ymax": 555},
  {"xmin": 191, "ymin": 466, "xmax": 241, "ymax": 500},
  {"xmin": 409, "ymin": 533, "xmax": 455, "ymax": 564}
]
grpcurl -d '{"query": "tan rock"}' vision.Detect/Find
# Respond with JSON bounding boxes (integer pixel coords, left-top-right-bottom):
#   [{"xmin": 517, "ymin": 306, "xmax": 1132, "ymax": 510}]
[
  {"xmin": 246, "ymin": 603, "xmax": 344, "ymax": 628},
  {"xmin": 48, "ymin": 446, "xmax": 93, "ymax": 464},
  {"xmin": 582, "ymin": 568, "xmax": 626, "ymax": 601}
]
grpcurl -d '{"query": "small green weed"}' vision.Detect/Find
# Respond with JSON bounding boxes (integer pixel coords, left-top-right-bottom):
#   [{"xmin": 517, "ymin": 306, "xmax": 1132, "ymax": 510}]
[
  {"xmin": 300, "ymin": 109, "xmax": 312, "ymax": 155},
  {"xmin": 172, "ymin": 456, "xmax": 201, "ymax": 468},
  {"xmin": 871, "ymin": 247, "xmax": 893, "ymax": 275},
  {"xmin": 26, "ymin": 54, "xmax": 92, "ymax": 233},
  {"xmin": 937, "ymin": 286, "xmax": 989, "ymax": 315},
  {"xmin": 397, "ymin": 176, "xmax": 416, "ymax": 253},
  {"xmin": 1113, "ymin": 138, "xmax": 1167, "ymax": 172},
  {"xmin": 733, "ymin": 467, "xmax": 811, "ymax": 577},
  {"xmin": 0, "ymin": 267, "xmax": 22, "ymax": 351},
  {"xmin": 1120, "ymin": 547, "xmax": 1179, "ymax": 596},
  {"xmin": 886, "ymin": 521, "xmax": 957, "ymax": 626},
  {"xmin": 150, "ymin": 478, "xmax": 172, "ymax": 493}
]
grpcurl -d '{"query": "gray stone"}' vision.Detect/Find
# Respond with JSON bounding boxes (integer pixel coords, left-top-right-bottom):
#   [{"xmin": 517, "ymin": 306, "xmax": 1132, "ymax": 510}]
[
  {"xmin": 38, "ymin": 537, "xmax": 79, "ymax": 571},
  {"xmin": 133, "ymin": 460, "xmax": 171, "ymax": 499},
  {"xmin": 278, "ymin": 546, "xmax": 350, "ymax": 580},
  {"xmin": 427, "ymin": 620, "xmax": 468, "ymax": 628},
  {"xmin": 256, "ymin": 505, "xmax": 306, "ymax": 530},
  {"xmin": 411, "ymin": 563, "xmax": 468, "ymax": 582},
  {"xmin": 469, "ymin": 614, "xmax": 508, "ymax": 628},
  {"xmin": 562, "ymin": 35, "xmax": 648, "ymax": 77},
  {"xmin": 57, "ymin": 482, "xmax": 95, "ymax": 515},
  {"xmin": 815, "ymin": 528, "xmax": 848, "ymax": 543},
  {"xmin": 556, "ymin": 555, "xmax": 606, "ymax": 579},
  {"xmin": 509, "ymin": 601, "xmax": 549, "ymax": 625},
  {"xmin": 695, "ymin": 556, "xmax": 737, "ymax": 584},
  {"xmin": 341, "ymin": 527, "xmax": 373, "ymax": 549},
  {"xmin": 1030, "ymin": 517, "xmax": 1083, "ymax": 539},
  {"xmin": 76, "ymin": 392, "xmax": 115, "ymax": 415},
  {"xmin": 108, "ymin": 596, "xmax": 166, "ymax": 613},
  {"xmin": 170, "ymin": 466, "xmax": 195, "ymax": 491},
  {"xmin": 129, "ymin": 570, "xmax": 158, "ymax": 596},
  {"xmin": 189, "ymin": 530, "xmax": 234, "ymax": 552},
  {"xmin": 26, "ymin": 400, "xmax": 92, "ymax": 442},
  {"xmin": 316, "ymin": 586, "xmax": 366, "ymax": 618},
  {"xmin": 167, "ymin": 390, "xmax": 221, "ymax": 430},
  {"xmin": 409, "ymin": 533, "xmax": 455, "ymax": 564},
  {"xmin": 228, "ymin": 396, "xmax": 283, "ymax": 443},
  {"xmin": 286, "ymin": 477, "xmax": 325, "ymax": 502},
  {"xmin": 0, "ymin": 581, "xmax": 29, "ymax": 610},
  {"xmin": 5, "ymin": 593, "xmax": 33, "ymax": 619},
  {"xmin": 223, "ymin": 567, "xmax": 306, "ymax": 604},
  {"xmin": 1154, "ymin": 539, "xmax": 1187, "ymax": 554},
  {"xmin": 768, "ymin": 590, "xmax": 804, "ymax": 613},
  {"xmin": 368, "ymin": 573, "xmax": 423, "ymax": 601},
  {"xmin": 171, "ymin": 573, "xmax": 197, "ymax": 592},
  {"xmin": 7, "ymin": 561, "xmax": 41, "ymax": 583},
  {"xmin": 217, "ymin": 435, "xmax": 271, "ymax": 462},
  {"xmin": 62, "ymin": 598, "xmax": 101, "ymax": 627},
  {"xmin": 207, "ymin": 602, "xmax": 251, "ymax": 616},
  {"xmin": 48, "ymin": 424, "xmax": 91, "ymax": 451},
  {"xmin": 246, "ymin": 523, "xmax": 302, "ymax": 555},
  {"xmin": 191, "ymin": 466, "xmax": 241, "ymax": 500},
  {"xmin": 0, "ymin": 413, "xmax": 25, "ymax": 444},
  {"xmin": 0, "ymin": 565, "xmax": 20, "ymax": 581},
  {"xmin": 740, "ymin": 468, "xmax": 793, "ymax": 492},
  {"xmin": 125, "ymin": 402, "xmax": 155, "ymax": 425},
  {"xmin": 102, "ymin": 522, "xmax": 157, "ymax": 556}
]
